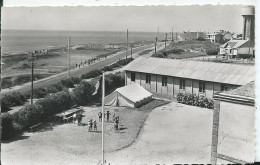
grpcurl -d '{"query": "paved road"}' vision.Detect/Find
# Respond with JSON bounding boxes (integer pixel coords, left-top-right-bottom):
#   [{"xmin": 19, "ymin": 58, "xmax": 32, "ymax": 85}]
[{"xmin": 2, "ymin": 43, "xmax": 164, "ymax": 96}]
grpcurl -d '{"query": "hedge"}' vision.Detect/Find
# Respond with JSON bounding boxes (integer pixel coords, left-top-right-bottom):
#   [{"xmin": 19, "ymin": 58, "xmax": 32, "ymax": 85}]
[
  {"xmin": 206, "ymin": 49, "xmax": 218, "ymax": 55},
  {"xmin": 13, "ymin": 104, "xmax": 43, "ymax": 129},
  {"xmin": 72, "ymin": 81, "xmax": 95, "ymax": 106},
  {"xmin": 176, "ymin": 93, "xmax": 214, "ymax": 109},
  {"xmin": 1, "ymin": 113, "xmax": 15, "ymax": 140},
  {"xmin": 1, "ymin": 92, "xmax": 27, "ymax": 112},
  {"xmin": 81, "ymin": 69, "xmax": 103, "ymax": 79}
]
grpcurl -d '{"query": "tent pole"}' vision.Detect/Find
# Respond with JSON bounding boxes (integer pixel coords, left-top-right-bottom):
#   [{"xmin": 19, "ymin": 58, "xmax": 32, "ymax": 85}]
[{"xmin": 102, "ymin": 73, "xmax": 105, "ymax": 165}]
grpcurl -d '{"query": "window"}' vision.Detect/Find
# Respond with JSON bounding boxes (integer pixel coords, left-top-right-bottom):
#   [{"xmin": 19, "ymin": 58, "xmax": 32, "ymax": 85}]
[
  {"xmin": 162, "ymin": 76, "xmax": 167, "ymax": 86},
  {"xmin": 146, "ymin": 74, "xmax": 151, "ymax": 84},
  {"xmin": 199, "ymin": 81, "xmax": 206, "ymax": 93},
  {"xmin": 179, "ymin": 79, "xmax": 185, "ymax": 89},
  {"xmin": 131, "ymin": 72, "xmax": 135, "ymax": 82}
]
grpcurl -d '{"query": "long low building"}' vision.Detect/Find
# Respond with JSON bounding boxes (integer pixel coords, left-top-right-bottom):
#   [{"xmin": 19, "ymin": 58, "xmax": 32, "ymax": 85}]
[{"xmin": 123, "ymin": 57, "xmax": 255, "ymax": 99}]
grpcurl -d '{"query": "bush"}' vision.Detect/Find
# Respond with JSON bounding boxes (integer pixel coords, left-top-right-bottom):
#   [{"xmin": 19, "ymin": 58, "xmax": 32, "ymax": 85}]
[
  {"xmin": 34, "ymin": 87, "xmax": 48, "ymax": 98},
  {"xmin": 81, "ymin": 69, "xmax": 103, "ymax": 79},
  {"xmin": 152, "ymin": 52, "xmax": 167, "ymax": 58},
  {"xmin": 197, "ymin": 36, "xmax": 205, "ymax": 41},
  {"xmin": 61, "ymin": 77, "xmax": 81, "ymax": 88},
  {"xmin": 166, "ymin": 49, "xmax": 185, "ymax": 54},
  {"xmin": 176, "ymin": 93, "xmax": 214, "ymax": 109},
  {"xmin": 72, "ymin": 82, "xmax": 95, "ymax": 106},
  {"xmin": 1, "ymin": 92, "xmax": 27, "ymax": 112},
  {"xmin": 13, "ymin": 104, "xmax": 43, "ymax": 129},
  {"xmin": 1, "ymin": 78, "xmax": 13, "ymax": 89},
  {"xmin": 36, "ymin": 91, "xmax": 74, "ymax": 120},
  {"xmin": 206, "ymin": 49, "xmax": 218, "ymax": 55},
  {"xmin": 1, "ymin": 113, "xmax": 15, "ymax": 140}
]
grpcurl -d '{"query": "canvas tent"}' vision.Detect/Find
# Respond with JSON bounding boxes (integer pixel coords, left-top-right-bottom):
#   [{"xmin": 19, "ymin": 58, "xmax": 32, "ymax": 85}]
[{"xmin": 104, "ymin": 83, "xmax": 153, "ymax": 108}]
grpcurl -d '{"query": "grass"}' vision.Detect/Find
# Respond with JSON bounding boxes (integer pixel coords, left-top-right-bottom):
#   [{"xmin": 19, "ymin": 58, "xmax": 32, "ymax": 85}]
[
  {"xmin": 139, "ymin": 49, "xmax": 154, "ymax": 55},
  {"xmin": 104, "ymin": 99, "xmax": 170, "ymax": 152},
  {"xmin": 2, "ymin": 74, "xmax": 52, "ymax": 89}
]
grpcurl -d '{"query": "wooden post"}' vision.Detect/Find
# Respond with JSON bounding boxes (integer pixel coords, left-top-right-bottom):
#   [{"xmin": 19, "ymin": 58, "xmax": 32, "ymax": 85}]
[
  {"xmin": 165, "ymin": 33, "xmax": 167, "ymax": 48},
  {"xmin": 155, "ymin": 37, "xmax": 157, "ymax": 53},
  {"xmin": 102, "ymin": 73, "xmax": 105, "ymax": 165},
  {"xmin": 172, "ymin": 27, "xmax": 174, "ymax": 42},
  {"xmin": 211, "ymin": 100, "xmax": 220, "ymax": 165},
  {"xmin": 68, "ymin": 36, "xmax": 70, "ymax": 78},
  {"xmin": 31, "ymin": 55, "xmax": 34, "ymax": 104},
  {"xmin": 126, "ymin": 29, "xmax": 128, "ymax": 59}
]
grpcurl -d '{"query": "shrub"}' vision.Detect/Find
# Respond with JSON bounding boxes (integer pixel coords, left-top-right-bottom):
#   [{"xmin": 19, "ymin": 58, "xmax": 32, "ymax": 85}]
[
  {"xmin": 13, "ymin": 104, "xmax": 43, "ymax": 129},
  {"xmin": 72, "ymin": 82, "xmax": 95, "ymax": 106},
  {"xmin": 197, "ymin": 36, "xmax": 205, "ymax": 41},
  {"xmin": 1, "ymin": 78, "xmax": 13, "ymax": 89},
  {"xmin": 152, "ymin": 52, "xmax": 167, "ymax": 58},
  {"xmin": 1, "ymin": 113, "xmax": 15, "ymax": 140},
  {"xmin": 36, "ymin": 91, "xmax": 74, "ymax": 120},
  {"xmin": 206, "ymin": 49, "xmax": 218, "ymax": 55},
  {"xmin": 81, "ymin": 69, "xmax": 103, "ymax": 79},
  {"xmin": 237, "ymin": 54, "xmax": 254, "ymax": 59},
  {"xmin": 176, "ymin": 93, "xmax": 214, "ymax": 109},
  {"xmin": 166, "ymin": 49, "xmax": 185, "ymax": 54},
  {"xmin": 61, "ymin": 77, "xmax": 81, "ymax": 88},
  {"xmin": 34, "ymin": 87, "xmax": 48, "ymax": 98},
  {"xmin": 1, "ymin": 92, "xmax": 27, "ymax": 112}
]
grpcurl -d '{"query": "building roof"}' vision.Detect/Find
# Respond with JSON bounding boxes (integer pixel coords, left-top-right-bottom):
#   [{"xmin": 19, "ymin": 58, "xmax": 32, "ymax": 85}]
[
  {"xmin": 220, "ymin": 40, "xmax": 249, "ymax": 49},
  {"xmin": 124, "ymin": 57, "xmax": 255, "ymax": 86},
  {"xmin": 222, "ymin": 81, "xmax": 255, "ymax": 98}
]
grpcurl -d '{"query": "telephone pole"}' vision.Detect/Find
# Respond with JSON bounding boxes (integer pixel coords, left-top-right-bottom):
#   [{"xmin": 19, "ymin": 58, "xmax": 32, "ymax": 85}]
[
  {"xmin": 68, "ymin": 36, "xmax": 71, "ymax": 78},
  {"xmin": 155, "ymin": 37, "xmax": 157, "ymax": 53},
  {"xmin": 126, "ymin": 29, "xmax": 129, "ymax": 59},
  {"xmin": 172, "ymin": 27, "xmax": 174, "ymax": 42},
  {"xmin": 29, "ymin": 52, "xmax": 37, "ymax": 104},
  {"xmin": 165, "ymin": 33, "xmax": 167, "ymax": 48}
]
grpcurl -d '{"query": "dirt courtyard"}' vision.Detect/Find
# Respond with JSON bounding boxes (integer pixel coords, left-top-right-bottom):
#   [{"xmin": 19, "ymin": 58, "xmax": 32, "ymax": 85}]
[{"xmin": 105, "ymin": 102, "xmax": 214, "ymax": 164}]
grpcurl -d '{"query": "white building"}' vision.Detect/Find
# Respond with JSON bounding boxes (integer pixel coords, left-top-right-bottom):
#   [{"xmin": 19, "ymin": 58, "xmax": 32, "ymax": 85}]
[{"xmin": 219, "ymin": 39, "xmax": 254, "ymax": 58}]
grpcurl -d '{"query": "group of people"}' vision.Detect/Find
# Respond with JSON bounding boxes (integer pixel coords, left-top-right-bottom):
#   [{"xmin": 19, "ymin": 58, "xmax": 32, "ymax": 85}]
[
  {"xmin": 87, "ymin": 119, "xmax": 98, "ymax": 132},
  {"xmin": 98, "ymin": 110, "xmax": 120, "ymax": 132},
  {"xmin": 75, "ymin": 56, "xmax": 104, "ymax": 69}
]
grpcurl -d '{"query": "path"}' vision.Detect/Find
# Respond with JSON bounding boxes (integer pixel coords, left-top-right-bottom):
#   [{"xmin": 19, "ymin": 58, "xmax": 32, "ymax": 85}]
[
  {"xmin": 2, "ymin": 43, "xmax": 164, "ymax": 96},
  {"xmin": 105, "ymin": 102, "xmax": 213, "ymax": 165}
]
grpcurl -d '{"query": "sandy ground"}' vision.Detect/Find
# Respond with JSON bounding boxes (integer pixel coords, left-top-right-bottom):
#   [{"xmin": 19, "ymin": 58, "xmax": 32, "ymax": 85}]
[
  {"xmin": 105, "ymin": 102, "xmax": 214, "ymax": 164},
  {"xmin": 1, "ymin": 100, "xmax": 167, "ymax": 165}
]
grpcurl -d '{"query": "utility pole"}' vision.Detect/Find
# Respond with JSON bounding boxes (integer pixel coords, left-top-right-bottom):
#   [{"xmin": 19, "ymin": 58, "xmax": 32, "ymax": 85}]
[
  {"xmin": 130, "ymin": 44, "xmax": 133, "ymax": 59},
  {"xmin": 155, "ymin": 37, "xmax": 157, "ymax": 53},
  {"xmin": 29, "ymin": 52, "xmax": 37, "ymax": 104},
  {"xmin": 172, "ymin": 27, "xmax": 174, "ymax": 42},
  {"xmin": 126, "ymin": 29, "xmax": 128, "ymax": 59},
  {"xmin": 176, "ymin": 32, "xmax": 178, "ymax": 42},
  {"xmin": 68, "ymin": 36, "xmax": 71, "ymax": 78},
  {"xmin": 165, "ymin": 33, "xmax": 167, "ymax": 48}
]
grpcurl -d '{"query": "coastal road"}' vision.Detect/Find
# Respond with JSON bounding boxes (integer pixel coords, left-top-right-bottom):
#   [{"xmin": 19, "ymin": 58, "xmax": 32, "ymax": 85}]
[{"xmin": 1, "ymin": 43, "xmax": 165, "ymax": 96}]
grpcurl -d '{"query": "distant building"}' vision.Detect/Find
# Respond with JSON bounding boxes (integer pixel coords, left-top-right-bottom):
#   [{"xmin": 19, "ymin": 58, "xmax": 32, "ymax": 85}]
[
  {"xmin": 219, "ymin": 39, "xmax": 254, "ymax": 58},
  {"xmin": 124, "ymin": 57, "xmax": 254, "ymax": 99},
  {"xmin": 104, "ymin": 44, "xmax": 120, "ymax": 49},
  {"xmin": 205, "ymin": 33, "xmax": 222, "ymax": 43},
  {"xmin": 178, "ymin": 31, "xmax": 206, "ymax": 41}
]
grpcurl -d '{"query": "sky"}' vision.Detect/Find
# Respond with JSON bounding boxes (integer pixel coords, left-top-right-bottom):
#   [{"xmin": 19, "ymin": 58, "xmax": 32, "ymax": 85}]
[{"xmin": 2, "ymin": 5, "xmax": 246, "ymax": 33}]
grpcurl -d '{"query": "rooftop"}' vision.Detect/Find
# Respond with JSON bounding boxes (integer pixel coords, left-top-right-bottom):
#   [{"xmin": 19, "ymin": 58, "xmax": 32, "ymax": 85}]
[
  {"xmin": 124, "ymin": 57, "xmax": 255, "ymax": 86},
  {"xmin": 222, "ymin": 81, "xmax": 255, "ymax": 98}
]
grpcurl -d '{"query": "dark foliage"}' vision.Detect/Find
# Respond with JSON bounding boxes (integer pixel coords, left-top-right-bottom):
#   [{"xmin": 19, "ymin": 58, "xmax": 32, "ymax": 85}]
[
  {"xmin": 1, "ymin": 92, "xmax": 27, "ymax": 112},
  {"xmin": 1, "ymin": 113, "xmax": 15, "ymax": 140},
  {"xmin": 176, "ymin": 93, "xmax": 214, "ymax": 109}
]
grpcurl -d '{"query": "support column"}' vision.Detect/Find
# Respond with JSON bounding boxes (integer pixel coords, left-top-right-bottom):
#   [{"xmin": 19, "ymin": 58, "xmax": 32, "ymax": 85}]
[{"xmin": 211, "ymin": 100, "xmax": 220, "ymax": 165}]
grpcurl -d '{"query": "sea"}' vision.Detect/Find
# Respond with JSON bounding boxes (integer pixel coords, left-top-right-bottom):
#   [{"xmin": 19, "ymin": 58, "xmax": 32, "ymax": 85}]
[{"xmin": 1, "ymin": 30, "xmax": 166, "ymax": 55}]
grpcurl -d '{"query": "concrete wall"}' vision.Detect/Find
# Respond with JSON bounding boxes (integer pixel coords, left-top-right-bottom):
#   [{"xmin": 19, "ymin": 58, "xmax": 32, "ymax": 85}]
[
  {"xmin": 205, "ymin": 82, "xmax": 213, "ymax": 99},
  {"xmin": 151, "ymin": 74, "xmax": 157, "ymax": 93},
  {"xmin": 167, "ymin": 77, "xmax": 174, "ymax": 96},
  {"xmin": 140, "ymin": 73, "xmax": 146, "ymax": 88},
  {"xmin": 174, "ymin": 77, "xmax": 180, "ymax": 96},
  {"xmin": 135, "ymin": 72, "xmax": 141, "ymax": 85},
  {"xmin": 193, "ymin": 80, "xmax": 199, "ymax": 95},
  {"xmin": 218, "ymin": 101, "xmax": 255, "ymax": 162},
  {"xmin": 185, "ymin": 79, "xmax": 193, "ymax": 94},
  {"xmin": 126, "ymin": 71, "xmax": 131, "ymax": 85},
  {"xmin": 156, "ymin": 75, "xmax": 162, "ymax": 94}
]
